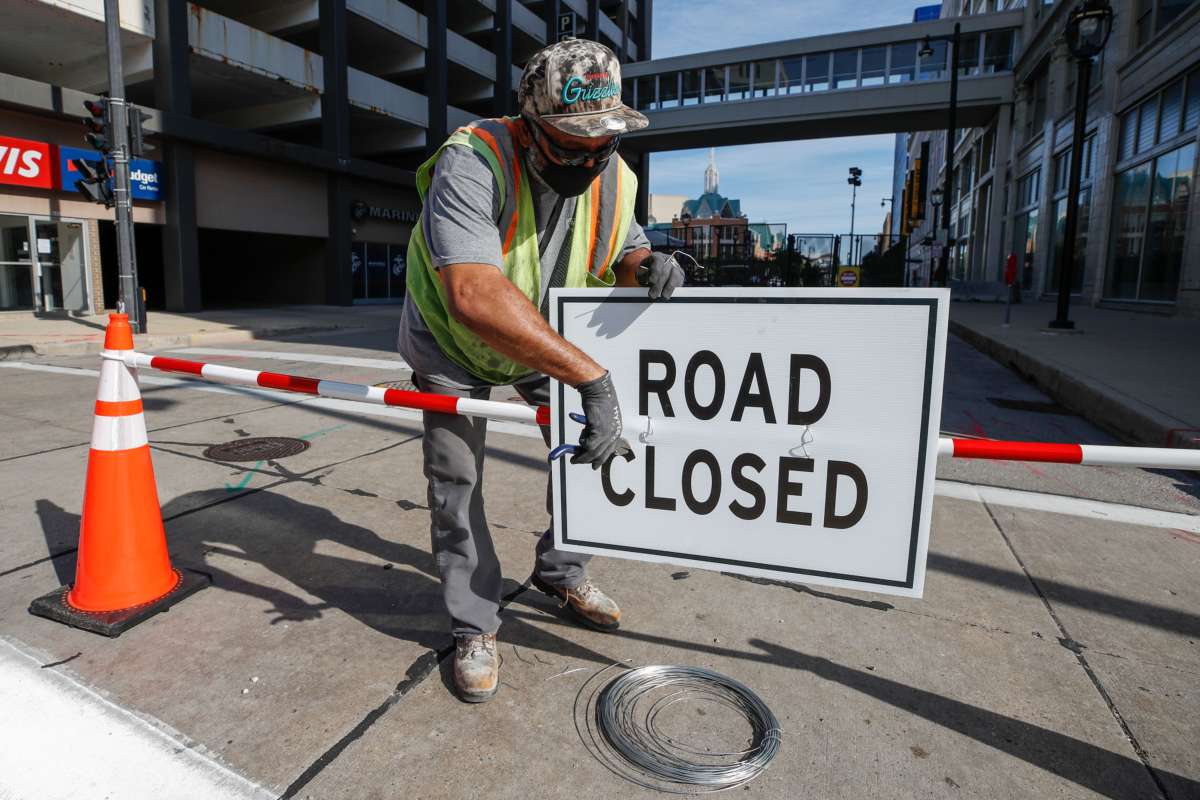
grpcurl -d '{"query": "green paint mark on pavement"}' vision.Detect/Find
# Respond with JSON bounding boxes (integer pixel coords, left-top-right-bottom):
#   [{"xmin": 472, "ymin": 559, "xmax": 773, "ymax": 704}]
[{"xmin": 225, "ymin": 460, "xmax": 264, "ymax": 492}]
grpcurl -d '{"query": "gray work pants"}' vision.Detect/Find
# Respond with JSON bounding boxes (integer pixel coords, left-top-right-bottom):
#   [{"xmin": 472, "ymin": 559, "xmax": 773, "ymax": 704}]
[{"xmin": 414, "ymin": 373, "xmax": 590, "ymax": 637}]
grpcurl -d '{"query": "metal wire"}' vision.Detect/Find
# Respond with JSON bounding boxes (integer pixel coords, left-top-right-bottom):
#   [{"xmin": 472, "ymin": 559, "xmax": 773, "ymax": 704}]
[{"xmin": 594, "ymin": 665, "xmax": 782, "ymax": 792}]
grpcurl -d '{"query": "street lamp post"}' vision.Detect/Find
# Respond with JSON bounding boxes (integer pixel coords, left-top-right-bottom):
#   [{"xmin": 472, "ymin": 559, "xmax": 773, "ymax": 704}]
[
  {"xmin": 848, "ymin": 166, "xmax": 862, "ymax": 265},
  {"xmin": 921, "ymin": 24, "xmax": 960, "ymax": 287},
  {"xmin": 1050, "ymin": 0, "xmax": 1113, "ymax": 329},
  {"xmin": 929, "ymin": 187, "xmax": 943, "ymax": 287}
]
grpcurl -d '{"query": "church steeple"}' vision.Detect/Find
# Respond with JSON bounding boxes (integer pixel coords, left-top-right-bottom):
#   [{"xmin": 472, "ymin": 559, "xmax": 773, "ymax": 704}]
[{"xmin": 703, "ymin": 148, "xmax": 719, "ymax": 194}]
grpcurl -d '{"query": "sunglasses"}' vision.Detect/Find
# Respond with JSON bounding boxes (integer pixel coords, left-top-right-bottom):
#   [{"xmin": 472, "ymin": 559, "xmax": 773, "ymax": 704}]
[{"xmin": 526, "ymin": 117, "xmax": 621, "ymax": 167}]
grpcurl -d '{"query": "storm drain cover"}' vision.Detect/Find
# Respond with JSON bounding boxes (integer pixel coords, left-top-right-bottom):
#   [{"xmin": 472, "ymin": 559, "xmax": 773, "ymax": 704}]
[{"xmin": 203, "ymin": 437, "xmax": 310, "ymax": 462}]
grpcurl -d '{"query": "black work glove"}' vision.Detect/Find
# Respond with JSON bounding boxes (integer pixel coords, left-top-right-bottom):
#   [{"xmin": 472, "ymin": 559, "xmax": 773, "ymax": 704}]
[
  {"xmin": 571, "ymin": 371, "xmax": 634, "ymax": 470},
  {"xmin": 637, "ymin": 252, "xmax": 686, "ymax": 300}
]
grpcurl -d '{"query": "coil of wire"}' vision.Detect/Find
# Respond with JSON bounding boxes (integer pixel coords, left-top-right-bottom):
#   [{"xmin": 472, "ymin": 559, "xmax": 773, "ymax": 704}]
[{"xmin": 594, "ymin": 664, "xmax": 782, "ymax": 792}]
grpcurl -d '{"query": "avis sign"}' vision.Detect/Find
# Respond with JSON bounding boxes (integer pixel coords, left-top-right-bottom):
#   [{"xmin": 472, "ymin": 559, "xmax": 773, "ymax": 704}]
[
  {"xmin": 550, "ymin": 288, "xmax": 949, "ymax": 597},
  {"xmin": 0, "ymin": 135, "xmax": 53, "ymax": 189}
]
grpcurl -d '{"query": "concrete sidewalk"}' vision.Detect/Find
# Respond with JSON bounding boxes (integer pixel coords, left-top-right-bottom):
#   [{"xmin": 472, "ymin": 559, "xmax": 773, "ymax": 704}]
[
  {"xmin": 0, "ymin": 305, "xmax": 403, "ymax": 359},
  {"xmin": 950, "ymin": 300, "xmax": 1200, "ymax": 448}
]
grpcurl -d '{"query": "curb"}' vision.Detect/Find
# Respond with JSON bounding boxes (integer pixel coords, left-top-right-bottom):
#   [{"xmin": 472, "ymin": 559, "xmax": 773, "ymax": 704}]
[
  {"xmin": 950, "ymin": 320, "xmax": 1199, "ymax": 449},
  {"xmin": 0, "ymin": 322, "xmax": 396, "ymax": 360}
]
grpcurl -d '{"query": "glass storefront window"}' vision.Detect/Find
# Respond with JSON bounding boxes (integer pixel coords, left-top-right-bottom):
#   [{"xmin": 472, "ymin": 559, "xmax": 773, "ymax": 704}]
[
  {"xmin": 1105, "ymin": 142, "xmax": 1194, "ymax": 301},
  {"xmin": 1, "ymin": 214, "xmax": 34, "ymax": 311},
  {"xmin": 888, "ymin": 43, "xmax": 916, "ymax": 84},
  {"xmin": 1141, "ymin": 142, "xmax": 1194, "ymax": 300},
  {"xmin": 1185, "ymin": 69, "xmax": 1200, "ymax": 131},
  {"xmin": 832, "ymin": 50, "xmax": 858, "ymax": 89},
  {"xmin": 352, "ymin": 241, "xmax": 407, "ymax": 303},
  {"xmin": 805, "ymin": 54, "xmax": 829, "ymax": 91},
  {"xmin": 1159, "ymin": 79, "xmax": 1183, "ymax": 141},
  {"xmin": 1049, "ymin": 188, "xmax": 1090, "ymax": 293},
  {"xmin": 1106, "ymin": 162, "xmax": 1151, "ymax": 298},
  {"xmin": 1136, "ymin": 96, "xmax": 1158, "ymax": 153},
  {"xmin": 1014, "ymin": 209, "xmax": 1039, "ymax": 290}
]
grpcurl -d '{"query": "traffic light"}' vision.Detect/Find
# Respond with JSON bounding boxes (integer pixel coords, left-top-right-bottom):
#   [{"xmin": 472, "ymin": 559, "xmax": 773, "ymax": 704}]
[
  {"xmin": 83, "ymin": 98, "xmax": 113, "ymax": 153},
  {"xmin": 128, "ymin": 106, "xmax": 154, "ymax": 157},
  {"xmin": 72, "ymin": 157, "xmax": 114, "ymax": 208}
]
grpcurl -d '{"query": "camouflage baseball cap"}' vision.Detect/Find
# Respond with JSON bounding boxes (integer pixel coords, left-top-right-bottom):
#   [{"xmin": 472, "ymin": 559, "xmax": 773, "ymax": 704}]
[{"xmin": 519, "ymin": 38, "xmax": 649, "ymax": 138}]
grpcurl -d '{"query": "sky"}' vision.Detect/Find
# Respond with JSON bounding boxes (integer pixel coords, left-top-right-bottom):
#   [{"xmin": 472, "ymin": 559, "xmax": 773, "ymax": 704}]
[{"xmin": 646, "ymin": 0, "xmax": 927, "ymax": 235}]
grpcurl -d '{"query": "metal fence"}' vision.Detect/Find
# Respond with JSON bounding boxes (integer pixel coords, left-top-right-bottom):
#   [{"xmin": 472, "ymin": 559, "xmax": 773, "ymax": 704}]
[{"xmin": 646, "ymin": 226, "xmax": 909, "ymax": 287}]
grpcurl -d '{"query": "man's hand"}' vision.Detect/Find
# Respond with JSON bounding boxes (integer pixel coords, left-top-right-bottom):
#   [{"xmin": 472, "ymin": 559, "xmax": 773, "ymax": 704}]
[
  {"xmin": 571, "ymin": 371, "xmax": 633, "ymax": 469},
  {"xmin": 637, "ymin": 252, "xmax": 686, "ymax": 300}
]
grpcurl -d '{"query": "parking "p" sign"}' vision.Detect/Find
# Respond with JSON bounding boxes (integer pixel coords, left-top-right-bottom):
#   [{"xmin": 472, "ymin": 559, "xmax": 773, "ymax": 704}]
[{"xmin": 550, "ymin": 288, "xmax": 949, "ymax": 598}]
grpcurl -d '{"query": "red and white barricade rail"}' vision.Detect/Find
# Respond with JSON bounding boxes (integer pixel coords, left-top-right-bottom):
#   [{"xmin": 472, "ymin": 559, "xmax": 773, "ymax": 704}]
[{"xmin": 115, "ymin": 351, "xmax": 1200, "ymax": 473}]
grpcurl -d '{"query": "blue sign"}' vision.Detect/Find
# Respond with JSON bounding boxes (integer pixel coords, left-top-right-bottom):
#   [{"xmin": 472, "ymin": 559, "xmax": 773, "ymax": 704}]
[
  {"xmin": 913, "ymin": 5, "xmax": 941, "ymax": 22},
  {"xmin": 59, "ymin": 145, "xmax": 162, "ymax": 201}
]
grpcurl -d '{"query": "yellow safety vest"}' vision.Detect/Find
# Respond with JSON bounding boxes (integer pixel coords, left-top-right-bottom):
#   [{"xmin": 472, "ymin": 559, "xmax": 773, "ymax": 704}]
[{"xmin": 406, "ymin": 116, "xmax": 637, "ymax": 385}]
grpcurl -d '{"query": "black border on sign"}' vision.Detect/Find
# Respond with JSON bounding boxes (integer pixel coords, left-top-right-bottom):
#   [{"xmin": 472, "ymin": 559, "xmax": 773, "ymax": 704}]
[{"xmin": 555, "ymin": 295, "xmax": 940, "ymax": 589}]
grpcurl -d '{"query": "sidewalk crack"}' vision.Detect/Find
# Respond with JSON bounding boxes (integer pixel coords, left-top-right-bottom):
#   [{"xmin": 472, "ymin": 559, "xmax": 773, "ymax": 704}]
[{"xmin": 981, "ymin": 500, "xmax": 1174, "ymax": 800}]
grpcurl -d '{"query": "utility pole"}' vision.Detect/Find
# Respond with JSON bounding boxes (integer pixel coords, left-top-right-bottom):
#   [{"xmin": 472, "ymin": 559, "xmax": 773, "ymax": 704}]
[{"xmin": 103, "ymin": 0, "xmax": 142, "ymax": 332}]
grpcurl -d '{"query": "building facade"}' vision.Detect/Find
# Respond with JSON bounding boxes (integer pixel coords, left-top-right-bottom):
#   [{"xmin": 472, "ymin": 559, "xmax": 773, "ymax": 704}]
[
  {"xmin": 902, "ymin": 0, "xmax": 1200, "ymax": 316},
  {"xmin": 0, "ymin": 0, "xmax": 652, "ymax": 314}
]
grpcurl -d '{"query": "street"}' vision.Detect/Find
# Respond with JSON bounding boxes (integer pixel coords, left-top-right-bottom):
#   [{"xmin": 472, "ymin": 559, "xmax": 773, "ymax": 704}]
[{"xmin": 1, "ymin": 329, "xmax": 1198, "ymax": 799}]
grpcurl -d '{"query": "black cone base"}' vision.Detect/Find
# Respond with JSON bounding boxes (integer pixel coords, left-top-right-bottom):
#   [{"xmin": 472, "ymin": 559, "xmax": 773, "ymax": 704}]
[{"xmin": 28, "ymin": 568, "xmax": 211, "ymax": 637}]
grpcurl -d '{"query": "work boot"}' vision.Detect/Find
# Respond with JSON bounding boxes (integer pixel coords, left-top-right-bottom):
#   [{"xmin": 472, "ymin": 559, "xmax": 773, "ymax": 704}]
[
  {"xmin": 453, "ymin": 633, "xmax": 499, "ymax": 703},
  {"xmin": 531, "ymin": 574, "xmax": 621, "ymax": 631}
]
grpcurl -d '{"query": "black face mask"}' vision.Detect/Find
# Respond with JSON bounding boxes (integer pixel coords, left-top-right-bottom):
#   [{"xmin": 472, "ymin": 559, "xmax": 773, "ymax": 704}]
[{"xmin": 532, "ymin": 157, "xmax": 607, "ymax": 197}]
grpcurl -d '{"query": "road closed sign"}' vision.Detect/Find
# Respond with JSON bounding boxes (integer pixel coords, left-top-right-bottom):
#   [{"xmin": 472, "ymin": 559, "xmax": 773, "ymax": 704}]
[{"xmin": 549, "ymin": 288, "xmax": 949, "ymax": 597}]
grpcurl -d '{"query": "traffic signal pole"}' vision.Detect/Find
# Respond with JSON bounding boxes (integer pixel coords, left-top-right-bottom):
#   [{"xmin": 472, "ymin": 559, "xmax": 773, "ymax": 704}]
[{"xmin": 104, "ymin": 0, "xmax": 143, "ymax": 333}]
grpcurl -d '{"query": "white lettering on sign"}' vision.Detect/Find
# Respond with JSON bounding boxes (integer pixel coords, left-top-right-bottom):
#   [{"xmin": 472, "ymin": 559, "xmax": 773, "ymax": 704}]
[
  {"xmin": 0, "ymin": 135, "xmax": 53, "ymax": 189},
  {"xmin": 0, "ymin": 146, "xmax": 43, "ymax": 178},
  {"xmin": 549, "ymin": 288, "xmax": 949, "ymax": 598}
]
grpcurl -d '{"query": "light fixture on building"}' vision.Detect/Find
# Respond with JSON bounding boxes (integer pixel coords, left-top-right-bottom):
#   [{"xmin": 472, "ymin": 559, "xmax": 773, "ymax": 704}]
[{"xmin": 918, "ymin": 36, "xmax": 934, "ymax": 59}]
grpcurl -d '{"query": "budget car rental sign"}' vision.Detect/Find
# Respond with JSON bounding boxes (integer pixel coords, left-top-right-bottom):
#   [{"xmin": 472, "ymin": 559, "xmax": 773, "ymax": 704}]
[{"xmin": 550, "ymin": 288, "xmax": 950, "ymax": 598}]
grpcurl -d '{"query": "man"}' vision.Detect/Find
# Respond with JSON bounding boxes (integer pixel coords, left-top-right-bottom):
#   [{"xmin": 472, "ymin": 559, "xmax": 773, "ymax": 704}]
[{"xmin": 399, "ymin": 38, "xmax": 684, "ymax": 703}]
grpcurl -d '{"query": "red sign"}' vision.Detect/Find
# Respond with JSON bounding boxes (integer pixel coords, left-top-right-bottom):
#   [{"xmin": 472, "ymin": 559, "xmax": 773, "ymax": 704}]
[
  {"xmin": 1004, "ymin": 252, "xmax": 1018, "ymax": 286},
  {"xmin": 0, "ymin": 135, "xmax": 53, "ymax": 189}
]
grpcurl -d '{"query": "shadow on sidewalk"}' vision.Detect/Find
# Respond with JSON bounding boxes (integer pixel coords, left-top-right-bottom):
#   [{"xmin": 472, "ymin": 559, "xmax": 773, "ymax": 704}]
[{"xmin": 28, "ymin": 481, "xmax": 1199, "ymax": 800}]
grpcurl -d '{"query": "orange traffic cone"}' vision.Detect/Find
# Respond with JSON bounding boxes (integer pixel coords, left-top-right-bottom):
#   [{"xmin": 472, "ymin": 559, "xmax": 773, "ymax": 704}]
[{"xmin": 29, "ymin": 313, "xmax": 207, "ymax": 636}]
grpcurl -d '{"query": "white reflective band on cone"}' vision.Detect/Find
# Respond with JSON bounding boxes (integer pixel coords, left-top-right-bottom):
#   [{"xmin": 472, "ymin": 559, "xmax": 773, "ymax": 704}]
[
  {"xmin": 91, "ymin": 414, "xmax": 150, "ymax": 451},
  {"xmin": 97, "ymin": 350, "xmax": 141, "ymax": 402}
]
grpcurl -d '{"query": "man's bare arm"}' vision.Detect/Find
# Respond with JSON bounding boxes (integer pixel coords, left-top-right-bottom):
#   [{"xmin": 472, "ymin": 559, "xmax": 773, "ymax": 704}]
[
  {"xmin": 613, "ymin": 247, "xmax": 651, "ymax": 287},
  {"xmin": 440, "ymin": 263, "xmax": 605, "ymax": 386}
]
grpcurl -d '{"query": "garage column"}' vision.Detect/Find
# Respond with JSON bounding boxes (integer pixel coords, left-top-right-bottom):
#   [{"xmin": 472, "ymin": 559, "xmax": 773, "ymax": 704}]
[
  {"xmin": 320, "ymin": 0, "xmax": 353, "ymax": 305},
  {"xmin": 152, "ymin": 0, "xmax": 201, "ymax": 312}
]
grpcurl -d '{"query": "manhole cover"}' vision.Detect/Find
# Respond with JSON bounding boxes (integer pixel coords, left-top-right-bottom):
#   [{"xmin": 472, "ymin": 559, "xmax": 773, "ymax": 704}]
[{"xmin": 203, "ymin": 437, "xmax": 310, "ymax": 462}]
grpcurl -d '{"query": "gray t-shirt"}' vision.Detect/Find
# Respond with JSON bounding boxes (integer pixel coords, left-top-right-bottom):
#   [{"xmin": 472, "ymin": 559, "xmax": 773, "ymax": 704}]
[{"xmin": 397, "ymin": 143, "xmax": 650, "ymax": 389}]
